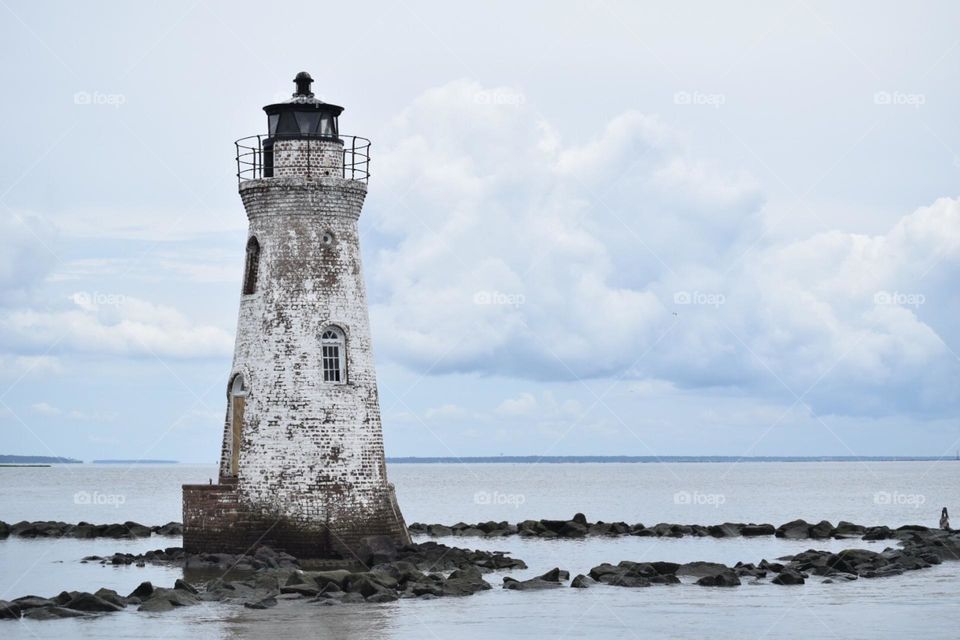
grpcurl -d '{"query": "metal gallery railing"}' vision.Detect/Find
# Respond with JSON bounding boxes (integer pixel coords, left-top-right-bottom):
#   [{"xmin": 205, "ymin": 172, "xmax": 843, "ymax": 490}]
[{"xmin": 234, "ymin": 134, "xmax": 371, "ymax": 184}]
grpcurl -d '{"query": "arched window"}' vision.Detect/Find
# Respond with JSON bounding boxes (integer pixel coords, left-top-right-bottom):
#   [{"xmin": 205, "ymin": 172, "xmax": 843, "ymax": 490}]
[
  {"xmin": 242, "ymin": 237, "xmax": 260, "ymax": 295},
  {"xmin": 230, "ymin": 373, "xmax": 247, "ymax": 397},
  {"xmin": 321, "ymin": 326, "xmax": 346, "ymax": 383}
]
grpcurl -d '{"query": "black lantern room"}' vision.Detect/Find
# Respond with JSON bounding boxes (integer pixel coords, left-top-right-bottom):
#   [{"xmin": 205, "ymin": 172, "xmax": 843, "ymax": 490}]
[{"xmin": 263, "ymin": 72, "xmax": 342, "ymax": 140}]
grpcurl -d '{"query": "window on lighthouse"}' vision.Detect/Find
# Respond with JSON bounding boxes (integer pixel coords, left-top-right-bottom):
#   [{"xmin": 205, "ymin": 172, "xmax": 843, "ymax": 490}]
[
  {"xmin": 242, "ymin": 237, "xmax": 260, "ymax": 295},
  {"xmin": 321, "ymin": 327, "xmax": 346, "ymax": 383}
]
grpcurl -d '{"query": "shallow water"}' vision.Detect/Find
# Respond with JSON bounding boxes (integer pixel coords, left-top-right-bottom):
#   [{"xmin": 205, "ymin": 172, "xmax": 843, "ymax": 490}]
[{"xmin": 1, "ymin": 461, "xmax": 958, "ymax": 638}]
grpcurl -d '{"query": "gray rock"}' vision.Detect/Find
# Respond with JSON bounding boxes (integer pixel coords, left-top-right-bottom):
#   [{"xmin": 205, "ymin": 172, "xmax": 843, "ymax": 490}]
[
  {"xmin": 772, "ymin": 570, "xmax": 805, "ymax": 585},
  {"xmin": 243, "ymin": 596, "xmax": 277, "ymax": 609},
  {"xmin": 570, "ymin": 574, "xmax": 594, "ymax": 588},
  {"xmin": 696, "ymin": 572, "xmax": 741, "ymax": 587},
  {"xmin": 776, "ymin": 519, "xmax": 811, "ymax": 539},
  {"xmin": 23, "ymin": 606, "xmax": 88, "ymax": 620},
  {"xmin": 65, "ymin": 592, "xmax": 123, "ymax": 612},
  {"xmin": 502, "ymin": 576, "xmax": 563, "ymax": 591},
  {"xmin": 174, "ymin": 579, "xmax": 198, "ymax": 594},
  {"xmin": 11, "ymin": 596, "xmax": 55, "ymax": 611},
  {"xmin": 0, "ymin": 600, "xmax": 21, "ymax": 619},
  {"xmin": 676, "ymin": 562, "xmax": 733, "ymax": 578},
  {"xmin": 127, "ymin": 581, "xmax": 154, "ymax": 599}
]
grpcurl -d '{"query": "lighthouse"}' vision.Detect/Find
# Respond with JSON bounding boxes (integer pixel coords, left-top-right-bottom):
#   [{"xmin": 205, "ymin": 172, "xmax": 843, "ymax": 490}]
[{"xmin": 182, "ymin": 72, "xmax": 409, "ymax": 559}]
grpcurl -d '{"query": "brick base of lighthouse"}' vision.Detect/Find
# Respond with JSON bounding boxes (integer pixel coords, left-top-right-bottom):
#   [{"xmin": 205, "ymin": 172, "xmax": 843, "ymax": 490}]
[{"xmin": 182, "ymin": 481, "xmax": 409, "ymax": 559}]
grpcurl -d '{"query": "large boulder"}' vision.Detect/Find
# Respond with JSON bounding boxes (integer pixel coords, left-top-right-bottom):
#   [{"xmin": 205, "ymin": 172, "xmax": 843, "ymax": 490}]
[
  {"xmin": 11, "ymin": 596, "xmax": 55, "ymax": 611},
  {"xmin": 137, "ymin": 587, "xmax": 200, "ymax": 612},
  {"xmin": 128, "ymin": 581, "xmax": 155, "ymax": 599},
  {"xmin": 23, "ymin": 606, "xmax": 88, "ymax": 620},
  {"xmin": 776, "ymin": 519, "xmax": 811, "ymax": 539},
  {"xmin": 676, "ymin": 562, "xmax": 733, "ymax": 578},
  {"xmin": 307, "ymin": 570, "xmax": 352, "ymax": 591},
  {"xmin": 93, "ymin": 588, "xmax": 127, "ymax": 607},
  {"xmin": 772, "ymin": 570, "xmax": 805, "ymax": 585},
  {"xmin": 696, "ymin": 572, "xmax": 741, "ymax": 587},
  {"xmin": 0, "ymin": 600, "xmax": 21, "ymax": 619},
  {"xmin": 502, "ymin": 576, "xmax": 563, "ymax": 591},
  {"xmin": 570, "ymin": 574, "xmax": 595, "ymax": 588},
  {"xmin": 558, "ymin": 521, "xmax": 588, "ymax": 538},
  {"xmin": 65, "ymin": 592, "xmax": 124, "ymax": 612},
  {"xmin": 809, "ymin": 520, "xmax": 835, "ymax": 539},
  {"xmin": 862, "ymin": 526, "xmax": 892, "ymax": 541},
  {"xmin": 740, "ymin": 523, "xmax": 775, "ymax": 536},
  {"xmin": 833, "ymin": 521, "xmax": 866, "ymax": 538},
  {"xmin": 443, "ymin": 566, "xmax": 491, "ymax": 596}
]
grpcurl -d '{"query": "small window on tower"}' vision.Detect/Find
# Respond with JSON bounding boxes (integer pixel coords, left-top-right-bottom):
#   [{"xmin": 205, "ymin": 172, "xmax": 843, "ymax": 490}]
[
  {"xmin": 321, "ymin": 326, "xmax": 346, "ymax": 383},
  {"xmin": 242, "ymin": 237, "xmax": 260, "ymax": 295}
]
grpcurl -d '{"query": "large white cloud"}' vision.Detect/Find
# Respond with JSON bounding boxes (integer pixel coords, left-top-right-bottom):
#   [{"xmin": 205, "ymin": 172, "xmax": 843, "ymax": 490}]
[
  {"xmin": 0, "ymin": 292, "xmax": 233, "ymax": 360},
  {"xmin": 366, "ymin": 80, "xmax": 960, "ymax": 417},
  {"xmin": 0, "ymin": 212, "xmax": 57, "ymax": 306}
]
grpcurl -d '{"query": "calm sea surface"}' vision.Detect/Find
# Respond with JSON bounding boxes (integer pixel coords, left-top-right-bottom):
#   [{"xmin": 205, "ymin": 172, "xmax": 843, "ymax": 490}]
[{"xmin": 1, "ymin": 461, "xmax": 958, "ymax": 639}]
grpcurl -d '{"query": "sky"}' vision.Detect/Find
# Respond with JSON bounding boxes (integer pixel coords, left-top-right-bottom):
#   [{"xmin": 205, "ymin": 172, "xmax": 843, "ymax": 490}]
[{"xmin": 0, "ymin": 0, "xmax": 958, "ymax": 462}]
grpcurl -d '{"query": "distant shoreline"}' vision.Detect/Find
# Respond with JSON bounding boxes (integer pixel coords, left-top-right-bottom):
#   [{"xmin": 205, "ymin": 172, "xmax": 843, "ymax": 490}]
[
  {"xmin": 3, "ymin": 455, "xmax": 956, "ymax": 465},
  {"xmin": 386, "ymin": 455, "xmax": 958, "ymax": 464},
  {"xmin": 0, "ymin": 455, "xmax": 80, "ymax": 465},
  {"xmin": 91, "ymin": 460, "xmax": 179, "ymax": 464}
]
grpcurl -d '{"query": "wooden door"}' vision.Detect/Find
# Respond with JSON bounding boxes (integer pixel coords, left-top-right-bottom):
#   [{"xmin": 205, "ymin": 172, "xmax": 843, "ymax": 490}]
[{"xmin": 230, "ymin": 395, "xmax": 245, "ymax": 474}]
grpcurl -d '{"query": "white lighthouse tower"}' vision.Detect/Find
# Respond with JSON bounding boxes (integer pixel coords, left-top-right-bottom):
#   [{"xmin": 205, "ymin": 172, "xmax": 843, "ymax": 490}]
[{"xmin": 183, "ymin": 72, "xmax": 409, "ymax": 558}]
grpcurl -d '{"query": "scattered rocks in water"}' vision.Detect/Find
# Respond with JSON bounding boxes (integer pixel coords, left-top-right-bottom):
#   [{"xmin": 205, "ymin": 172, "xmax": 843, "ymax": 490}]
[
  {"xmin": 0, "ymin": 520, "xmax": 183, "ymax": 540},
  {"xmin": 5, "ymin": 517, "xmax": 960, "ymax": 620},
  {"xmin": 580, "ymin": 527, "xmax": 960, "ymax": 590},
  {"xmin": 408, "ymin": 515, "xmax": 935, "ymax": 542},
  {"xmin": 1, "ymin": 537, "xmax": 530, "ymax": 620}
]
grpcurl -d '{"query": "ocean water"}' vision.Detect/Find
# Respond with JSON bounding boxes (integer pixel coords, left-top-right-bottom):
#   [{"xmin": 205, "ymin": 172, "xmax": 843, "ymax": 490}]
[{"xmin": 1, "ymin": 461, "xmax": 958, "ymax": 638}]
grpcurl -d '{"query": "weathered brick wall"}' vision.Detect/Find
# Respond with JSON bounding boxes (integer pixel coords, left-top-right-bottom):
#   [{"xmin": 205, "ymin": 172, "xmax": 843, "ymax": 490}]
[
  {"xmin": 271, "ymin": 138, "xmax": 343, "ymax": 179},
  {"xmin": 190, "ymin": 143, "xmax": 409, "ymax": 557}
]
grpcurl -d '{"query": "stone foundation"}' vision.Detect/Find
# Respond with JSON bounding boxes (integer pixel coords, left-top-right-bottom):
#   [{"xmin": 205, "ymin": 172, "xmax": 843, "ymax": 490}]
[{"xmin": 182, "ymin": 481, "xmax": 409, "ymax": 559}]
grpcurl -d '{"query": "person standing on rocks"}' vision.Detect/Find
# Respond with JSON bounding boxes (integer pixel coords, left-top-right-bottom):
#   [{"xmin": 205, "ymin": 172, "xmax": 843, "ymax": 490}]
[{"xmin": 940, "ymin": 507, "xmax": 950, "ymax": 530}]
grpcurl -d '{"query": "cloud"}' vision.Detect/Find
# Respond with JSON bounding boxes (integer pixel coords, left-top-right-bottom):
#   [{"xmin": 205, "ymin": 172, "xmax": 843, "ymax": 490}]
[
  {"xmin": 0, "ymin": 212, "xmax": 58, "ymax": 306},
  {"xmin": 30, "ymin": 401, "xmax": 117, "ymax": 422},
  {"xmin": 0, "ymin": 292, "xmax": 233, "ymax": 360},
  {"xmin": 30, "ymin": 402, "xmax": 61, "ymax": 416},
  {"xmin": 424, "ymin": 403, "xmax": 470, "ymax": 421},
  {"xmin": 0, "ymin": 355, "xmax": 64, "ymax": 380},
  {"xmin": 495, "ymin": 392, "xmax": 538, "ymax": 416},
  {"xmin": 366, "ymin": 80, "xmax": 960, "ymax": 418}
]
